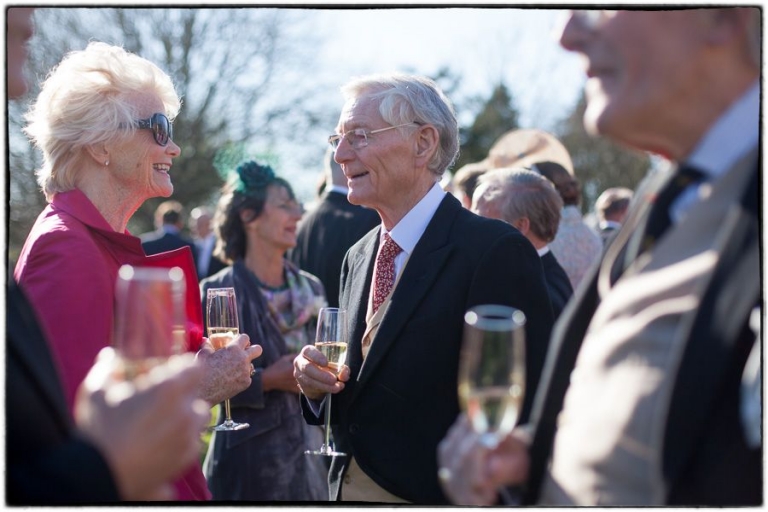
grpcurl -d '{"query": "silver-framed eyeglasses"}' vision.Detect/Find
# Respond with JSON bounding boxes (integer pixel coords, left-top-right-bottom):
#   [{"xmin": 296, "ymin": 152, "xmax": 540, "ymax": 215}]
[{"xmin": 328, "ymin": 122, "xmax": 419, "ymax": 150}]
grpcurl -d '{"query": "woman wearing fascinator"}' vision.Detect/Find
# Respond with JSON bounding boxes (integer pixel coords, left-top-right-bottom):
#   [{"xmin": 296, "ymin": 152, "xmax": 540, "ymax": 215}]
[{"xmin": 200, "ymin": 161, "xmax": 328, "ymax": 501}]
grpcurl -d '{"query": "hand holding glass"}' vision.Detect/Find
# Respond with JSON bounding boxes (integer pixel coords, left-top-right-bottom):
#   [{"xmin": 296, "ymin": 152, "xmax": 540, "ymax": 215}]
[
  {"xmin": 458, "ymin": 305, "xmax": 526, "ymax": 449},
  {"xmin": 113, "ymin": 265, "xmax": 186, "ymax": 380},
  {"xmin": 206, "ymin": 287, "xmax": 249, "ymax": 431},
  {"xmin": 305, "ymin": 307, "xmax": 348, "ymax": 456}
]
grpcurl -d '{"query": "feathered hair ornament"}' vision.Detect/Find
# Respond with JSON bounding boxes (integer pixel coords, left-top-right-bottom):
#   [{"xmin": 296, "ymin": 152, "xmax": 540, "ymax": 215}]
[
  {"xmin": 232, "ymin": 160, "xmax": 276, "ymax": 194},
  {"xmin": 213, "ymin": 143, "xmax": 277, "ymax": 196}
]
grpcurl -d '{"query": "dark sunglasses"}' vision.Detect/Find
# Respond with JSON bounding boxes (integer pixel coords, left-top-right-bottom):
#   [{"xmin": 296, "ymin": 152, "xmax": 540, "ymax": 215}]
[{"xmin": 136, "ymin": 113, "xmax": 173, "ymax": 146}]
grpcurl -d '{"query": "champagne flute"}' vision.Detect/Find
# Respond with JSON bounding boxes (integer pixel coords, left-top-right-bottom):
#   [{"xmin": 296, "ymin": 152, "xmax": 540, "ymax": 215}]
[
  {"xmin": 458, "ymin": 304, "xmax": 526, "ymax": 449},
  {"xmin": 206, "ymin": 287, "xmax": 249, "ymax": 431},
  {"xmin": 305, "ymin": 307, "xmax": 348, "ymax": 456},
  {"xmin": 113, "ymin": 265, "xmax": 185, "ymax": 380}
]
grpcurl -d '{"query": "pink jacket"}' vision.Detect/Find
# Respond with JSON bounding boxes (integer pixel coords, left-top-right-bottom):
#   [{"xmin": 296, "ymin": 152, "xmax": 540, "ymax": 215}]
[{"xmin": 15, "ymin": 189, "xmax": 210, "ymax": 501}]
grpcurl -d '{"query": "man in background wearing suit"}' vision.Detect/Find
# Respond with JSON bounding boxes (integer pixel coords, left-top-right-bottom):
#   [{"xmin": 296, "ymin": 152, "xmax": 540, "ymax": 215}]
[
  {"xmin": 189, "ymin": 206, "xmax": 227, "ymax": 279},
  {"xmin": 293, "ymin": 73, "xmax": 554, "ymax": 504},
  {"xmin": 289, "ymin": 148, "xmax": 380, "ymax": 307},
  {"xmin": 141, "ymin": 200, "xmax": 198, "ymax": 270},
  {"xmin": 472, "ymin": 168, "xmax": 573, "ymax": 321},
  {"xmin": 438, "ymin": 8, "xmax": 760, "ymax": 506},
  {"xmin": 594, "ymin": 186, "xmax": 633, "ymax": 246}
]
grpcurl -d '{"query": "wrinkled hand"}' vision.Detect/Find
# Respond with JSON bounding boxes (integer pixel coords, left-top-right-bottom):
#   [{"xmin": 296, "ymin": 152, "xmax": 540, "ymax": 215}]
[
  {"xmin": 293, "ymin": 345, "xmax": 350, "ymax": 401},
  {"xmin": 75, "ymin": 347, "xmax": 210, "ymax": 501},
  {"xmin": 263, "ymin": 354, "xmax": 301, "ymax": 394},
  {"xmin": 437, "ymin": 414, "xmax": 531, "ymax": 505},
  {"xmin": 196, "ymin": 333, "xmax": 262, "ymax": 405}
]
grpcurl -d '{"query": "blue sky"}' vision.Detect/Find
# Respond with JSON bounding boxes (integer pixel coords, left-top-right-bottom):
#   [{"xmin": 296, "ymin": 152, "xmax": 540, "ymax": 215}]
[{"xmin": 313, "ymin": 7, "xmax": 585, "ymax": 130}]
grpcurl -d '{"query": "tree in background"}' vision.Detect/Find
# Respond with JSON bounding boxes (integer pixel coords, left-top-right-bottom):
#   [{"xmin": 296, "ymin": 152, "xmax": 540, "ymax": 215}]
[
  {"xmin": 8, "ymin": 7, "xmax": 333, "ymax": 263},
  {"xmin": 455, "ymin": 82, "xmax": 521, "ymax": 170},
  {"xmin": 555, "ymin": 93, "xmax": 651, "ymax": 212}
]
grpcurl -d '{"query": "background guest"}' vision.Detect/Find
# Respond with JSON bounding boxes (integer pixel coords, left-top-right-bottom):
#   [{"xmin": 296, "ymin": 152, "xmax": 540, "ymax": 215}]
[
  {"xmin": 290, "ymin": 148, "xmax": 380, "ymax": 307},
  {"xmin": 472, "ymin": 167, "xmax": 573, "ymax": 320},
  {"xmin": 293, "ymin": 73, "xmax": 553, "ymax": 504},
  {"xmin": 141, "ymin": 200, "xmax": 198, "ymax": 269},
  {"xmin": 450, "ymin": 160, "xmax": 488, "ymax": 209},
  {"xmin": 201, "ymin": 160, "xmax": 328, "ymax": 501},
  {"xmin": 532, "ymin": 160, "xmax": 603, "ymax": 289},
  {"xmin": 14, "ymin": 41, "xmax": 260, "ymax": 501},
  {"xmin": 189, "ymin": 205, "xmax": 227, "ymax": 279},
  {"xmin": 594, "ymin": 186, "xmax": 633, "ymax": 245},
  {"xmin": 438, "ymin": 8, "xmax": 760, "ymax": 506}
]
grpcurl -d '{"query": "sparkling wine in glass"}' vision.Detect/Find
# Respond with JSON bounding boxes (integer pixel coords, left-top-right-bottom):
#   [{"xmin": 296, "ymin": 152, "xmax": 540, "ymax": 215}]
[
  {"xmin": 113, "ymin": 265, "xmax": 185, "ymax": 380},
  {"xmin": 305, "ymin": 307, "xmax": 348, "ymax": 456},
  {"xmin": 458, "ymin": 304, "xmax": 526, "ymax": 449},
  {"xmin": 207, "ymin": 287, "xmax": 249, "ymax": 431}
]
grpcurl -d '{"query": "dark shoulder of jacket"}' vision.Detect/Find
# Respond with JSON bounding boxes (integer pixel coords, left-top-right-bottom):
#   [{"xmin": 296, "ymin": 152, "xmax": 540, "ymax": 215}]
[
  {"xmin": 451, "ymin": 206, "xmax": 521, "ymax": 244},
  {"xmin": 199, "ymin": 264, "xmax": 236, "ymax": 291},
  {"xmin": 346, "ymin": 224, "xmax": 380, "ymax": 255}
]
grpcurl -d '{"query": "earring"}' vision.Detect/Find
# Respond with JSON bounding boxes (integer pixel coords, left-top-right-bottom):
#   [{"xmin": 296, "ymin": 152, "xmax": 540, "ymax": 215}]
[{"xmin": 105, "ymin": 160, "xmax": 109, "ymax": 166}]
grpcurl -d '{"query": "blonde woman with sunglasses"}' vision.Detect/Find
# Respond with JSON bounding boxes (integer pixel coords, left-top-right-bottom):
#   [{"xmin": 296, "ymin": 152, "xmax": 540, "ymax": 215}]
[{"xmin": 15, "ymin": 42, "xmax": 261, "ymax": 501}]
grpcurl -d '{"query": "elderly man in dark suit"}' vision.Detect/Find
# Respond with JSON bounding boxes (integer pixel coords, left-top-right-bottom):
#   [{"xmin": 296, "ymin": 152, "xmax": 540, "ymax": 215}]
[
  {"xmin": 289, "ymin": 148, "xmax": 380, "ymax": 307},
  {"xmin": 141, "ymin": 200, "xmax": 198, "ymax": 269},
  {"xmin": 438, "ymin": 8, "xmax": 760, "ymax": 506},
  {"xmin": 293, "ymin": 73, "xmax": 554, "ymax": 504},
  {"xmin": 472, "ymin": 167, "xmax": 573, "ymax": 321}
]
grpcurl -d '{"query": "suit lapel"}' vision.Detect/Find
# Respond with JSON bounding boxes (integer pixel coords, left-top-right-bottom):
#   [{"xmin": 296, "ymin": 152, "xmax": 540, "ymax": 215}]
[
  {"xmin": 346, "ymin": 230, "xmax": 379, "ymax": 376},
  {"xmin": 525, "ymin": 168, "xmax": 696, "ymax": 503},
  {"xmin": 661, "ymin": 152, "xmax": 759, "ymax": 488},
  {"xmin": 598, "ymin": 169, "xmax": 670, "ymax": 292},
  {"xmin": 353, "ymin": 195, "xmax": 459, "ymax": 393}
]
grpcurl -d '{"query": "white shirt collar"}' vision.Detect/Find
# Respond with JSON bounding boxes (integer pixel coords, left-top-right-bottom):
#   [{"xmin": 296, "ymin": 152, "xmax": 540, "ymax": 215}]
[
  {"xmin": 599, "ymin": 220, "xmax": 622, "ymax": 231},
  {"xmin": 161, "ymin": 225, "xmax": 180, "ymax": 235},
  {"xmin": 672, "ymin": 81, "xmax": 759, "ymax": 223},
  {"xmin": 686, "ymin": 80, "xmax": 759, "ymax": 181},
  {"xmin": 382, "ymin": 182, "xmax": 446, "ymax": 258},
  {"xmin": 537, "ymin": 245, "xmax": 551, "ymax": 257},
  {"xmin": 327, "ymin": 184, "xmax": 349, "ymax": 195}
]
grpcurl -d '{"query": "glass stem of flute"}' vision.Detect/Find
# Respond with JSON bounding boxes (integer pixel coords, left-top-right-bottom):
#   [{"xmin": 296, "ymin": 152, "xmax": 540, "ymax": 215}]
[{"xmin": 323, "ymin": 392, "xmax": 332, "ymax": 450}]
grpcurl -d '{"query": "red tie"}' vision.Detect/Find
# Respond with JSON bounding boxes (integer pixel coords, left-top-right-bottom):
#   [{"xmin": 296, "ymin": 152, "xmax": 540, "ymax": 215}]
[{"xmin": 372, "ymin": 233, "xmax": 402, "ymax": 313}]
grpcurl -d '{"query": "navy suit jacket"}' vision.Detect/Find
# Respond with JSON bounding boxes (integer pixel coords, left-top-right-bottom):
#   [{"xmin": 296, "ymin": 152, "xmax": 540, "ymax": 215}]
[
  {"xmin": 290, "ymin": 191, "xmax": 380, "ymax": 307},
  {"xmin": 540, "ymin": 250, "xmax": 573, "ymax": 321},
  {"xmin": 303, "ymin": 193, "xmax": 554, "ymax": 504},
  {"xmin": 141, "ymin": 229, "xmax": 198, "ymax": 270}
]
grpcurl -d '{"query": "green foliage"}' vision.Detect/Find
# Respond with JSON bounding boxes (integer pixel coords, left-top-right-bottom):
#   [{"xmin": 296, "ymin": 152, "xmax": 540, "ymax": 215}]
[
  {"xmin": 9, "ymin": 7, "xmax": 329, "ymax": 256},
  {"xmin": 455, "ymin": 83, "xmax": 520, "ymax": 171},
  {"xmin": 554, "ymin": 93, "xmax": 651, "ymax": 212}
]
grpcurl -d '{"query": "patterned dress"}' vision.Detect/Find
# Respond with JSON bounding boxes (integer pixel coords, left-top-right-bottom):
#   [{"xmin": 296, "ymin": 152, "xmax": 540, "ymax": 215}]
[
  {"xmin": 549, "ymin": 205, "xmax": 603, "ymax": 290},
  {"xmin": 201, "ymin": 259, "xmax": 329, "ymax": 501}
]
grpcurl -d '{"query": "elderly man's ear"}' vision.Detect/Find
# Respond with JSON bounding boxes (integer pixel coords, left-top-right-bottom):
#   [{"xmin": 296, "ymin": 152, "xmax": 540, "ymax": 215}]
[{"xmin": 413, "ymin": 124, "xmax": 439, "ymax": 167}]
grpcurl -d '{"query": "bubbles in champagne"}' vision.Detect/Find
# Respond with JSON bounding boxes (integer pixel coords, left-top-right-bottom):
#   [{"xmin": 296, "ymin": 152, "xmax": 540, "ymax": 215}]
[
  {"xmin": 316, "ymin": 341, "xmax": 348, "ymax": 374},
  {"xmin": 208, "ymin": 328, "xmax": 239, "ymax": 350}
]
